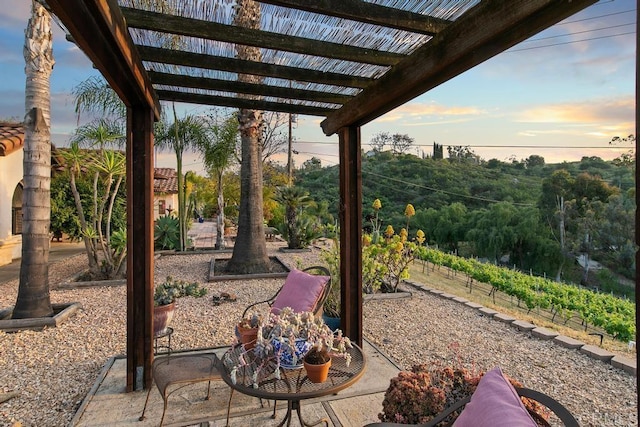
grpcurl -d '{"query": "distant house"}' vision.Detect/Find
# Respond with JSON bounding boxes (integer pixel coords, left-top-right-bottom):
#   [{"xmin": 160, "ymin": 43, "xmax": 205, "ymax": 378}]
[
  {"xmin": 0, "ymin": 122, "xmax": 24, "ymax": 266},
  {"xmin": 153, "ymin": 168, "xmax": 178, "ymax": 220}
]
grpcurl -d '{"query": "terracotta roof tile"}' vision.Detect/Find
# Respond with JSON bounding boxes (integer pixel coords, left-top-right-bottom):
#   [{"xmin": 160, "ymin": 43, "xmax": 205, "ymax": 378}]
[
  {"xmin": 0, "ymin": 122, "xmax": 24, "ymax": 156},
  {"xmin": 154, "ymin": 168, "xmax": 178, "ymax": 193}
]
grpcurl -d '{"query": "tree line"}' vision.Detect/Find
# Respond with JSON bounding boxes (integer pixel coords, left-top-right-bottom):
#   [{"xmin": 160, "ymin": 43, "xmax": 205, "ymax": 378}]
[{"xmin": 295, "ymin": 148, "xmax": 636, "ymax": 291}]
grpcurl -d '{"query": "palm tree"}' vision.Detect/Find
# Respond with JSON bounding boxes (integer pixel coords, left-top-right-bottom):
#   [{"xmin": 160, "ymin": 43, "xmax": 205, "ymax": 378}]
[
  {"xmin": 275, "ymin": 186, "xmax": 315, "ymax": 249},
  {"xmin": 200, "ymin": 113, "xmax": 238, "ymax": 250},
  {"xmin": 155, "ymin": 110, "xmax": 210, "ymax": 251},
  {"xmin": 72, "ymin": 76, "xmax": 126, "ymax": 121},
  {"xmin": 13, "ymin": 1, "xmax": 55, "ymax": 319},
  {"xmin": 226, "ymin": 0, "xmax": 271, "ymax": 274}
]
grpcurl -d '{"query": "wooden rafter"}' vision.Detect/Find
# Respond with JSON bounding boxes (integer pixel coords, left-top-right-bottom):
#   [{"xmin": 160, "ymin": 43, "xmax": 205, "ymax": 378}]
[
  {"xmin": 137, "ymin": 46, "xmax": 374, "ymax": 89},
  {"xmin": 148, "ymin": 71, "xmax": 353, "ymax": 105},
  {"xmin": 122, "ymin": 7, "xmax": 406, "ymax": 66},
  {"xmin": 259, "ymin": 0, "xmax": 451, "ymax": 35},
  {"xmin": 156, "ymin": 90, "xmax": 335, "ymax": 116}
]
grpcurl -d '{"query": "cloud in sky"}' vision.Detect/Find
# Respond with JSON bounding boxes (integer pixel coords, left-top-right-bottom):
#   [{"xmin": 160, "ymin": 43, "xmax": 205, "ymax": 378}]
[
  {"xmin": 516, "ymin": 96, "xmax": 634, "ymax": 128},
  {"xmin": 378, "ymin": 102, "xmax": 485, "ymax": 123}
]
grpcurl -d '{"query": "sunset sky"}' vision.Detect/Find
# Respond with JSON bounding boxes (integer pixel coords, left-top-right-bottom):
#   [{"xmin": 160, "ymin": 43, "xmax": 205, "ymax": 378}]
[{"xmin": 0, "ymin": 0, "xmax": 635, "ymax": 175}]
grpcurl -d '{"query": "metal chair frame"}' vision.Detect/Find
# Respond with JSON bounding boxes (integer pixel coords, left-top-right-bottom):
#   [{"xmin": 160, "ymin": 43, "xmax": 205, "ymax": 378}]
[{"xmin": 365, "ymin": 386, "xmax": 580, "ymax": 427}]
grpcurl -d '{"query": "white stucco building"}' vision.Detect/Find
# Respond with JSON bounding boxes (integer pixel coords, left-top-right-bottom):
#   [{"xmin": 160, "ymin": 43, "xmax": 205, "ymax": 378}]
[
  {"xmin": 0, "ymin": 122, "xmax": 24, "ymax": 266},
  {"xmin": 154, "ymin": 168, "xmax": 178, "ymax": 220}
]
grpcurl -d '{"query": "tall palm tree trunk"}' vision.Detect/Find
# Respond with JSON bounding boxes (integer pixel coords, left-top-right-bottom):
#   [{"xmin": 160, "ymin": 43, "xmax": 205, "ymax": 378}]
[
  {"xmin": 215, "ymin": 169, "xmax": 225, "ymax": 250},
  {"xmin": 13, "ymin": 1, "xmax": 55, "ymax": 319},
  {"xmin": 227, "ymin": 0, "xmax": 270, "ymax": 273}
]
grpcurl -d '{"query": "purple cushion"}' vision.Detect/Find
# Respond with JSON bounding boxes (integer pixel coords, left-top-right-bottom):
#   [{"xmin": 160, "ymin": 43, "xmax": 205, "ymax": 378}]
[
  {"xmin": 453, "ymin": 367, "xmax": 537, "ymax": 427},
  {"xmin": 271, "ymin": 269, "xmax": 330, "ymax": 314}
]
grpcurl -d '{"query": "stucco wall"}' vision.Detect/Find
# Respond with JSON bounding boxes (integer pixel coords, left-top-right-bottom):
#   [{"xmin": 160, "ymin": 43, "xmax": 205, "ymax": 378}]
[
  {"xmin": 0, "ymin": 150, "xmax": 23, "ymax": 264},
  {"xmin": 154, "ymin": 193, "xmax": 178, "ymax": 220}
]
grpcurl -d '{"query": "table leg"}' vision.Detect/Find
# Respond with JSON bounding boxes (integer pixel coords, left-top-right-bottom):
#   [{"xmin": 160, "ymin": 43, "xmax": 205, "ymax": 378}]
[
  {"xmin": 276, "ymin": 400, "xmax": 328, "ymax": 427},
  {"xmin": 226, "ymin": 388, "xmax": 234, "ymax": 427}
]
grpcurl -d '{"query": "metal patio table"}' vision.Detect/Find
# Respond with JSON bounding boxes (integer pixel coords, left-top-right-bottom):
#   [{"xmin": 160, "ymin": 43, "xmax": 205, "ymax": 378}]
[{"xmin": 220, "ymin": 344, "xmax": 366, "ymax": 426}]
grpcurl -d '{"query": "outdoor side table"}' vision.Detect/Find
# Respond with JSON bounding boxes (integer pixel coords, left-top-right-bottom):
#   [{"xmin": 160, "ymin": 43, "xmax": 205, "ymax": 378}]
[
  {"xmin": 154, "ymin": 326, "xmax": 173, "ymax": 355},
  {"xmin": 220, "ymin": 344, "xmax": 366, "ymax": 426},
  {"xmin": 139, "ymin": 353, "xmax": 221, "ymax": 427}
]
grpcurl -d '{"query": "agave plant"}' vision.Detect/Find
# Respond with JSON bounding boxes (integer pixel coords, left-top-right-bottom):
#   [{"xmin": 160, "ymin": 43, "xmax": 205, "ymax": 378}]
[{"xmin": 154, "ymin": 215, "xmax": 180, "ymax": 250}]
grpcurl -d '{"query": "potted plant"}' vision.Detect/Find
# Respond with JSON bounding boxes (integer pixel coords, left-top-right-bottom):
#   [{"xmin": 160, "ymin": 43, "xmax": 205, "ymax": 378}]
[
  {"xmin": 237, "ymin": 311, "xmax": 262, "ymax": 350},
  {"xmin": 229, "ymin": 307, "xmax": 352, "ymax": 387},
  {"xmin": 153, "ymin": 276, "xmax": 207, "ymax": 336},
  {"xmin": 302, "ymin": 328, "xmax": 352, "ymax": 383}
]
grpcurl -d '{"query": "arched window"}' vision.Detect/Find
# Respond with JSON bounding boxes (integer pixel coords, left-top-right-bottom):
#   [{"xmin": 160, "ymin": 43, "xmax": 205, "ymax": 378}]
[{"xmin": 11, "ymin": 182, "xmax": 23, "ymax": 235}]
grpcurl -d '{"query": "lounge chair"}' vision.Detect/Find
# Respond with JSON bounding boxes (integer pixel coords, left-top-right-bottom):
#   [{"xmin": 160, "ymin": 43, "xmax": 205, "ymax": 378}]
[
  {"xmin": 242, "ymin": 265, "xmax": 332, "ymax": 317},
  {"xmin": 365, "ymin": 367, "xmax": 579, "ymax": 427}
]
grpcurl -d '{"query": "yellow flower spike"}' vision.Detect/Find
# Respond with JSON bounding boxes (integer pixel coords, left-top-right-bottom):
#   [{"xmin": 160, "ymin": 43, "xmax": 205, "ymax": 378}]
[
  {"xmin": 404, "ymin": 203, "xmax": 415, "ymax": 217},
  {"xmin": 372, "ymin": 199, "xmax": 382, "ymax": 210},
  {"xmin": 416, "ymin": 229, "xmax": 425, "ymax": 245},
  {"xmin": 400, "ymin": 228, "xmax": 408, "ymax": 242},
  {"xmin": 384, "ymin": 224, "xmax": 394, "ymax": 237},
  {"xmin": 362, "ymin": 234, "xmax": 372, "ymax": 246},
  {"xmin": 394, "ymin": 241, "xmax": 404, "ymax": 252}
]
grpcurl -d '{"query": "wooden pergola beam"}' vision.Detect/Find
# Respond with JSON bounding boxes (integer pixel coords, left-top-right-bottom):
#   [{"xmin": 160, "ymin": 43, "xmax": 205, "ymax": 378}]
[
  {"xmin": 259, "ymin": 0, "xmax": 451, "ymax": 35},
  {"xmin": 338, "ymin": 126, "xmax": 363, "ymax": 346},
  {"xmin": 126, "ymin": 106, "xmax": 155, "ymax": 392},
  {"xmin": 321, "ymin": 0, "xmax": 597, "ymax": 135},
  {"xmin": 148, "ymin": 71, "xmax": 353, "ymax": 105},
  {"xmin": 45, "ymin": 0, "xmax": 160, "ymax": 118},
  {"xmin": 45, "ymin": 0, "xmax": 160, "ymax": 391},
  {"xmin": 122, "ymin": 7, "xmax": 405, "ymax": 66},
  {"xmin": 138, "ymin": 46, "xmax": 373, "ymax": 89},
  {"xmin": 156, "ymin": 90, "xmax": 335, "ymax": 116}
]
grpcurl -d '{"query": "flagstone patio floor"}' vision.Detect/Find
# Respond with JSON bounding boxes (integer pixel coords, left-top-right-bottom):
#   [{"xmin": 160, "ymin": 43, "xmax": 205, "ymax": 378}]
[{"xmin": 70, "ymin": 340, "xmax": 399, "ymax": 427}]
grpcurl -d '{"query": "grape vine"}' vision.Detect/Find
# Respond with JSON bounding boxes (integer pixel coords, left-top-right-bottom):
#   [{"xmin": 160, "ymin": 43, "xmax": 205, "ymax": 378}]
[{"xmin": 416, "ymin": 247, "xmax": 636, "ymax": 342}]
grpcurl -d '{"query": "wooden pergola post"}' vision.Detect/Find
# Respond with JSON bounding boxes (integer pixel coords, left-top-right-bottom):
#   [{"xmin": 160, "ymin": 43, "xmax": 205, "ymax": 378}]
[
  {"xmin": 338, "ymin": 125, "xmax": 363, "ymax": 346},
  {"xmin": 126, "ymin": 106, "xmax": 155, "ymax": 391}
]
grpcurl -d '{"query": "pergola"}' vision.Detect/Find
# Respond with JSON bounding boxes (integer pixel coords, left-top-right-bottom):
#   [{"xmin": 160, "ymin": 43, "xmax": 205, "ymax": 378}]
[{"xmin": 43, "ymin": 0, "xmax": 634, "ymax": 395}]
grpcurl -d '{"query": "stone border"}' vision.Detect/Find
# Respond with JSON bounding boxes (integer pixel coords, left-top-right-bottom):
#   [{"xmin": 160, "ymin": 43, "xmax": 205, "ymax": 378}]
[
  {"xmin": 0, "ymin": 302, "xmax": 83, "ymax": 332},
  {"xmin": 208, "ymin": 255, "xmax": 291, "ymax": 282},
  {"xmin": 403, "ymin": 280, "xmax": 636, "ymax": 376}
]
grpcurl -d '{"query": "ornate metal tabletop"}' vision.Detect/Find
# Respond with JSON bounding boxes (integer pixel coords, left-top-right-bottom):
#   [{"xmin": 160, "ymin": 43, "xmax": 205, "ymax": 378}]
[{"xmin": 220, "ymin": 344, "xmax": 366, "ymax": 426}]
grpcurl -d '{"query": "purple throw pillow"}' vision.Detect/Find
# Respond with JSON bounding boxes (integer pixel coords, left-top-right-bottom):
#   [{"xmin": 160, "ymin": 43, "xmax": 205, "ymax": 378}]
[
  {"xmin": 271, "ymin": 269, "xmax": 329, "ymax": 314},
  {"xmin": 453, "ymin": 367, "xmax": 537, "ymax": 427}
]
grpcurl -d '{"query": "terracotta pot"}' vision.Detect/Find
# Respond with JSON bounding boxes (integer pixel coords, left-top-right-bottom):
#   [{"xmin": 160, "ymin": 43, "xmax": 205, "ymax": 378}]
[
  {"xmin": 303, "ymin": 357, "xmax": 331, "ymax": 383},
  {"xmin": 153, "ymin": 302, "xmax": 175, "ymax": 337},
  {"xmin": 238, "ymin": 325, "xmax": 259, "ymax": 350}
]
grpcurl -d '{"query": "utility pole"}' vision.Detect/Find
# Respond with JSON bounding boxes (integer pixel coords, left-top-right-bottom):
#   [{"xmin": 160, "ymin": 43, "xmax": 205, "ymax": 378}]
[{"xmin": 287, "ymin": 113, "xmax": 293, "ymax": 186}]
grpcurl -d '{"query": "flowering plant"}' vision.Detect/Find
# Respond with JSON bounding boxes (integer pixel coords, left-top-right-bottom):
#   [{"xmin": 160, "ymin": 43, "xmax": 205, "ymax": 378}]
[{"xmin": 229, "ymin": 307, "xmax": 352, "ymax": 386}]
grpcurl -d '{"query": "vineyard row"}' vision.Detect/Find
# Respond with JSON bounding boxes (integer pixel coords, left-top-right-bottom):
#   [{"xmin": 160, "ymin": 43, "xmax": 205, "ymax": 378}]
[{"xmin": 415, "ymin": 248, "xmax": 636, "ymax": 342}]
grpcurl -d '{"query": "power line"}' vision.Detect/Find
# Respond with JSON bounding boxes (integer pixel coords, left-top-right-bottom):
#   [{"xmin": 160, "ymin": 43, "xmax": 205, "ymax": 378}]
[
  {"xmin": 509, "ymin": 31, "xmax": 635, "ymax": 52},
  {"xmin": 557, "ymin": 8, "xmax": 635, "ymax": 26},
  {"xmin": 523, "ymin": 22, "xmax": 635, "ymax": 43},
  {"xmin": 363, "ymin": 170, "xmax": 535, "ymax": 206},
  {"xmin": 295, "ymin": 140, "xmax": 632, "ymax": 149},
  {"xmin": 295, "ymin": 150, "xmax": 537, "ymax": 206}
]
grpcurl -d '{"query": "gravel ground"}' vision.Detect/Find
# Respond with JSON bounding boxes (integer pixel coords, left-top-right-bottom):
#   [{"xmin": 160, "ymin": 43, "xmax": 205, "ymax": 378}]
[{"xmin": 0, "ymin": 246, "xmax": 636, "ymax": 426}]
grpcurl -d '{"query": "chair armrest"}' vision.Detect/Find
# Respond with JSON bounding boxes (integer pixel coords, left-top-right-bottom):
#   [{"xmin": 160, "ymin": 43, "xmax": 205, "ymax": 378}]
[
  {"xmin": 241, "ymin": 287, "xmax": 283, "ymax": 317},
  {"xmin": 515, "ymin": 387, "xmax": 580, "ymax": 427}
]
